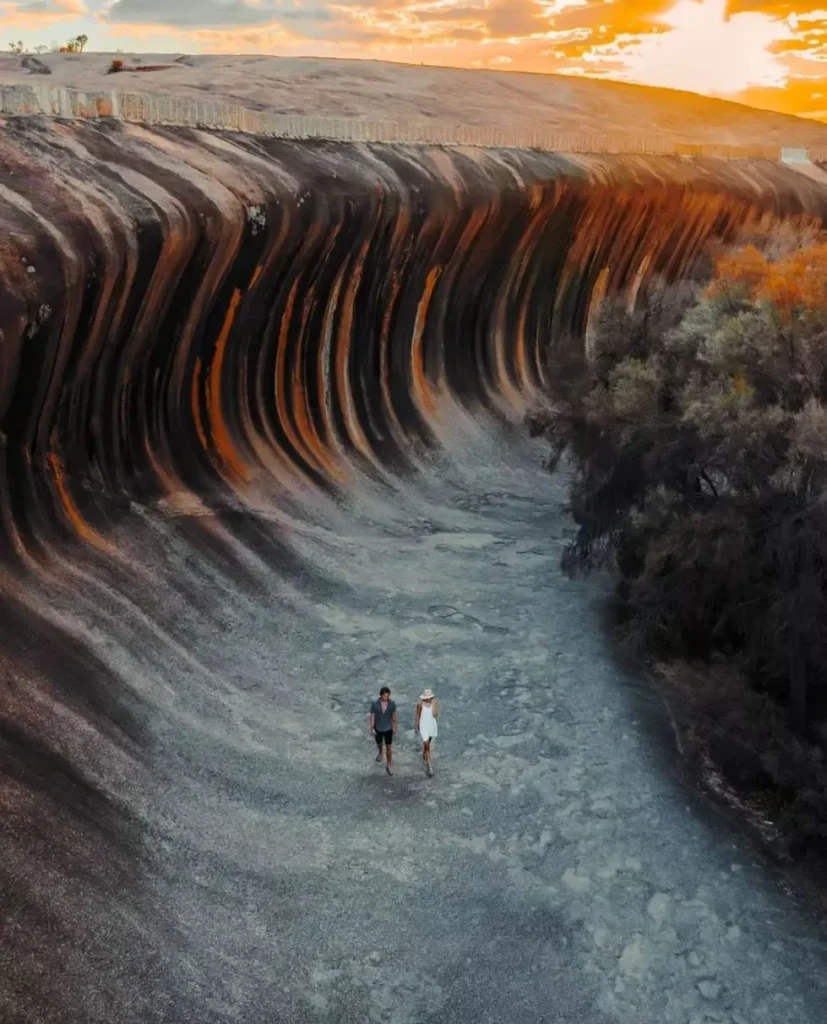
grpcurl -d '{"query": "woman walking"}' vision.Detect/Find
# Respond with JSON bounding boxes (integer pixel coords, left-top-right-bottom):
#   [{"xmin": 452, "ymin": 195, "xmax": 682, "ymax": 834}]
[{"xmin": 415, "ymin": 688, "xmax": 439, "ymax": 776}]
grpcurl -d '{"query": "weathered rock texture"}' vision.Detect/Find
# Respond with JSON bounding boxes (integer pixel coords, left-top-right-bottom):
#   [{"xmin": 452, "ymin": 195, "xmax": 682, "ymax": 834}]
[
  {"xmin": 2, "ymin": 120, "xmax": 826, "ymax": 549},
  {"xmin": 5, "ymin": 54, "xmax": 827, "ymax": 149},
  {"xmin": 2, "ymin": 119, "xmax": 827, "ymax": 1024}
]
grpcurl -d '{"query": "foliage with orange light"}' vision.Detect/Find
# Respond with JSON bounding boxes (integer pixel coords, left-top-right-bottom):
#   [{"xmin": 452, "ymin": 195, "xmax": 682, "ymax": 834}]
[{"xmin": 708, "ymin": 241, "xmax": 827, "ymax": 317}]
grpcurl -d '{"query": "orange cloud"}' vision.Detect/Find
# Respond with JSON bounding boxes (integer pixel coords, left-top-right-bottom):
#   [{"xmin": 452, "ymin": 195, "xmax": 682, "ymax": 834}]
[
  {"xmin": 0, "ymin": 0, "xmax": 87, "ymax": 28},
  {"xmin": 7, "ymin": 0, "xmax": 826, "ymax": 120}
]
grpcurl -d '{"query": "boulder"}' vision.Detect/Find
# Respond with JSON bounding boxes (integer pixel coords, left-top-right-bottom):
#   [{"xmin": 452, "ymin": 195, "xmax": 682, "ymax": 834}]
[{"xmin": 22, "ymin": 56, "xmax": 51, "ymax": 75}]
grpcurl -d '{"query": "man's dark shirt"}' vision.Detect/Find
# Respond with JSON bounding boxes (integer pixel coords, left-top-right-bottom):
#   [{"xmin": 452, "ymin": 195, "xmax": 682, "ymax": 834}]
[{"xmin": 370, "ymin": 699, "xmax": 396, "ymax": 732}]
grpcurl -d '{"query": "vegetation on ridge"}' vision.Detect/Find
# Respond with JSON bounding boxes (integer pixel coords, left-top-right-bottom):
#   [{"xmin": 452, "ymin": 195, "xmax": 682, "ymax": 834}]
[
  {"xmin": 8, "ymin": 35, "xmax": 87, "ymax": 55},
  {"xmin": 530, "ymin": 227, "xmax": 827, "ymax": 860}
]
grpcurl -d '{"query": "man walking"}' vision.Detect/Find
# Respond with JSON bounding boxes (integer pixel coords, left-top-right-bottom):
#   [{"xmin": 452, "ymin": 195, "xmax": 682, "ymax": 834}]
[{"xmin": 369, "ymin": 686, "xmax": 398, "ymax": 775}]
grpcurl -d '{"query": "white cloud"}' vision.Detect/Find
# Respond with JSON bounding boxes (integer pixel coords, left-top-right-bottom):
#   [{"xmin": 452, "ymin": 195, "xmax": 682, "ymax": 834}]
[{"xmin": 619, "ymin": 0, "xmax": 792, "ymax": 94}]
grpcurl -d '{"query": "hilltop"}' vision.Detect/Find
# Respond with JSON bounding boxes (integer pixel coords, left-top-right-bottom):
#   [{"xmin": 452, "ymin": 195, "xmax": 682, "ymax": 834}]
[{"xmin": 2, "ymin": 52, "xmax": 827, "ymax": 148}]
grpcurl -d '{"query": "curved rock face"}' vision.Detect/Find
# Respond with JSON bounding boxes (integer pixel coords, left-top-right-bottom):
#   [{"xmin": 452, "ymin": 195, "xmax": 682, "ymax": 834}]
[
  {"xmin": 1, "ymin": 121, "xmax": 824, "ymax": 551},
  {"xmin": 2, "ymin": 120, "xmax": 827, "ymax": 1024}
]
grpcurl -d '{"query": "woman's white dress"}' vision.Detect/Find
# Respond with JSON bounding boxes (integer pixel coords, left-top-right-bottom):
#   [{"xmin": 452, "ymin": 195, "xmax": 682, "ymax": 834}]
[{"xmin": 418, "ymin": 704, "xmax": 438, "ymax": 741}]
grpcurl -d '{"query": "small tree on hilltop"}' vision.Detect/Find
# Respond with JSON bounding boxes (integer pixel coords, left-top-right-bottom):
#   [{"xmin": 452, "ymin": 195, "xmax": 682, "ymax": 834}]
[{"xmin": 59, "ymin": 36, "xmax": 87, "ymax": 53}]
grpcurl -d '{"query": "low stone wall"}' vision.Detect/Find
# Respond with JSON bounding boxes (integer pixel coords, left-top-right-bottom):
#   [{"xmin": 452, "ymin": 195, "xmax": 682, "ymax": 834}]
[
  {"xmin": 0, "ymin": 83, "xmax": 119, "ymax": 118},
  {"xmin": 0, "ymin": 83, "xmax": 796, "ymax": 160}
]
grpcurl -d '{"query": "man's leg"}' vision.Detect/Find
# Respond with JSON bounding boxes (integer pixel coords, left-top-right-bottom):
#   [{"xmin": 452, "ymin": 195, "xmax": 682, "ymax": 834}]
[
  {"xmin": 375, "ymin": 733, "xmax": 384, "ymax": 762},
  {"xmin": 385, "ymin": 732, "xmax": 394, "ymax": 774}
]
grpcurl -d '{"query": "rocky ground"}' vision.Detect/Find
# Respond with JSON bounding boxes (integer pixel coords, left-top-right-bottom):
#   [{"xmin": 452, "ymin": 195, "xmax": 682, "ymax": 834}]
[{"xmin": 10, "ymin": 413, "xmax": 826, "ymax": 1024}]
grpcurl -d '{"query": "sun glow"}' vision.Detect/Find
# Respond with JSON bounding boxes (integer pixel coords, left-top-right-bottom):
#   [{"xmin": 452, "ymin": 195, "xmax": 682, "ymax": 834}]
[
  {"xmin": 1, "ymin": 0, "xmax": 825, "ymax": 119},
  {"xmin": 619, "ymin": 0, "xmax": 793, "ymax": 95}
]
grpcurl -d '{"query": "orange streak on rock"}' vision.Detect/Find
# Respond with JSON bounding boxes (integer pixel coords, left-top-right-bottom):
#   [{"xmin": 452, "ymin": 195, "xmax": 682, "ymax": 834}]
[
  {"xmin": 376, "ymin": 194, "xmax": 413, "ymax": 451},
  {"xmin": 144, "ymin": 435, "xmax": 183, "ymax": 503},
  {"xmin": 191, "ymin": 356, "xmax": 208, "ymax": 452},
  {"xmin": 433, "ymin": 201, "xmax": 491, "ymax": 396},
  {"xmin": 379, "ymin": 273, "xmax": 405, "ymax": 445},
  {"xmin": 208, "ymin": 287, "xmax": 249, "ymax": 484},
  {"xmin": 295, "ymin": 286, "xmax": 341, "ymax": 482},
  {"xmin": 411, "ymin": 266, "xmax": 442, "ymax": 416},
  {"xmin": 275, "ymin": 279, "xmax": 311, "ymax": 470},
  {"xmin": 335, "ymin": 237, "xmax": 375, "ymax": 464},
  {"xmin": 276, "ymin": 278, "xmax": 336, "ymax": 480},
  {"xmin": 515, "ymin": 192, "xmax": 558, "ymax": 392},
  {"xmin": 275, "ymin": 281, "xmax": 298, "ymax": 438},
  {"xmin": 495, "ymin": 196, "xmax": 556, "ymax": 408},
  {"xmin": 47, "ymin": 452, "xmax": 111, "ymax": 552},
  {"xmin": 309, "ymin": 269, "xmax": 349, "ymax": 481}
]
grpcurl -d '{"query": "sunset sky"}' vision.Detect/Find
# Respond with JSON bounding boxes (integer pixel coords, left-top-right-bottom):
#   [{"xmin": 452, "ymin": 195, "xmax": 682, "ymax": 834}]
[{"xmin": 5, "ymin": 0, "xmax": 827, "ymax": 120}]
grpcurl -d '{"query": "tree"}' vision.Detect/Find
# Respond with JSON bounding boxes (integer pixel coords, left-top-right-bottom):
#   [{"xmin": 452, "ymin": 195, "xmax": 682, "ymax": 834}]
[
  {"xmin": 8, "ymin": 40, "xmax": 25, "ymax": 55},
  {"xmin": 532, "ymin": 232, "xmax": 827, "ymax": 736},
  {"xmin": 58, "ymin": 36, "xmax": 88, "ymax": 54}
]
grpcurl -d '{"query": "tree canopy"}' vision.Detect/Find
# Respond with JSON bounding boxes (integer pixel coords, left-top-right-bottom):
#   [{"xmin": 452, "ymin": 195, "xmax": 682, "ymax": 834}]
[{"xmin": 531, "ymin": 231, "xmax": 827, "ymax": 855}]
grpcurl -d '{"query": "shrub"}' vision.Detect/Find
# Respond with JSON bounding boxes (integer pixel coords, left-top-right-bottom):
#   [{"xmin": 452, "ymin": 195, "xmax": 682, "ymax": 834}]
[
  {"xmin": 532, "ymin": 230, "xmax": 827, "ymax": 856},
  {"xmin": 533, "ymin": 233, "xmax": 827, "ymax": 736}
]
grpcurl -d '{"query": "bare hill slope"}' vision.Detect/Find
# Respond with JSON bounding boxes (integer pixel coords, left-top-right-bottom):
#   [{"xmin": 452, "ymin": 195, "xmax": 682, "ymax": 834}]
[{"xmin": 3, "ymin": 52, "xmax": 827, "ymax": 147}]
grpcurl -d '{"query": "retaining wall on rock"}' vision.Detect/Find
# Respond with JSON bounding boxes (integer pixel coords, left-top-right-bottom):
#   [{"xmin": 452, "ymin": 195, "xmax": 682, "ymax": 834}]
[{"xmin": 0, "ymin": 83, "xmax": 798, "ymax": 160}]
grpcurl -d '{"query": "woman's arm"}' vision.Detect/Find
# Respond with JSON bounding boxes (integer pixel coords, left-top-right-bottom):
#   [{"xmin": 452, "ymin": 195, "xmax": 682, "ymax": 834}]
[
  {"xmin": 433, "ymin": 700, "xmax": 439, "ymax": 719},
  {"xmin": 414, "ymin": 702, "xmax": 421, "ymax": 732}
]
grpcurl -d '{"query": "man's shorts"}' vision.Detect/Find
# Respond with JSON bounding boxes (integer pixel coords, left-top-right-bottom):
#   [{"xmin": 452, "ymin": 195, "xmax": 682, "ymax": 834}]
[{"xmin": 375, "ymin": 729, "xmax": 393, "ymax": 746}]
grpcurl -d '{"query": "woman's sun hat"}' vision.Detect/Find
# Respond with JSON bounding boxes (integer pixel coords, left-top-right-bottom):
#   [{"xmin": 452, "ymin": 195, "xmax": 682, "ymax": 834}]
[{"xmin": 420, "ymin": 688, "xmax": 435, "ymax": 700}]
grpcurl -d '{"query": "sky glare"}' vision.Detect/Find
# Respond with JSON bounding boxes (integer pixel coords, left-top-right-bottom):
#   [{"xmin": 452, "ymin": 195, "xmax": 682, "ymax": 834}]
[{"xmin": 3, "ymin": 0, "xmax": 827, "ymax": 120}]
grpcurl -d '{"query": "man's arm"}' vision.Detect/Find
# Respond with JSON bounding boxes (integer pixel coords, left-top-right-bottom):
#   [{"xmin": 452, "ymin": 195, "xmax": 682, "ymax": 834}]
[
  {"xmin": 392, "ymin": 707, "xmax": 398, "ymax": 735},
  {"xmin": 368, "ymin": 706, "xmax": 375, "ymax": 734}
]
